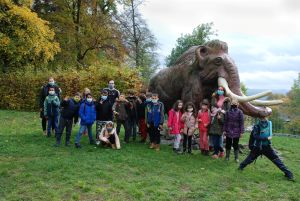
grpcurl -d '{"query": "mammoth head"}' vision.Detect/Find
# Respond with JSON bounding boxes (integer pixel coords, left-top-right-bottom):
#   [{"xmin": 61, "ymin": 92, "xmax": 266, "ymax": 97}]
[{"xmin": 193, "ymin": 40, "xmax": 283, "ymax": 118}]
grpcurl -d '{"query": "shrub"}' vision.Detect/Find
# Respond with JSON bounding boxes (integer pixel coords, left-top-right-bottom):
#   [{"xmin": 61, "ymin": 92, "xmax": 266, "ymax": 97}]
[{"xmin": 0, "ymin": 65, "xmax": 143, "ymax": 111}]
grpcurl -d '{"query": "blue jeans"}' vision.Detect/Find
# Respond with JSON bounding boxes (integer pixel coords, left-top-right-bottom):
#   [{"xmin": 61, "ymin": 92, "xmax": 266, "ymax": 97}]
[
  {"xmin": 211, "ymin": 135, "xmax": 224, "ymax": 155},
  {"xmin": 75, "ymin": 124, "xmax": 94, "ymax": 144},
  {"xmin": 47, "ymin": 115, "xmax": 59, "ymax": 137}
]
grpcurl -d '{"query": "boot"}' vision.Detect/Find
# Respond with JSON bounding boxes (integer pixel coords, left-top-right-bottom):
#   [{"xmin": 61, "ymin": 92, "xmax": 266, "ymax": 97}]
[
  {"xmin": 155, "ymin": 144, "xmax": 160, "ymax": 151},
  {"xmin": 234, "ymin": 150, "xmax": 239, "ymax": 163},
  {"xmin": 149, "ymin": 143, "xmax": 155, "ymax": 149},
  {"xmin": 218, "ymin": 151, "xmax": 225, "ymax": 158},
  {"xmin": 225, "ymin": 149, "xmax": 231, "ymax": 161},
  {"xmin": 273, "ymin": 158, "xmax": 294, "ymax": 181},
  {"xmin": 187, "ymin": 148, "xmax": 193, "ymax": 155}
]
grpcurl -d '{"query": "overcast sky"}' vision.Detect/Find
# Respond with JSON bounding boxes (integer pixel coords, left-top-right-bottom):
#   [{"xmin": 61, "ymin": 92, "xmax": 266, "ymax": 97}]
[{"xmin": 139, "ymin": 0, "xmax": 300, "ymax": 90}]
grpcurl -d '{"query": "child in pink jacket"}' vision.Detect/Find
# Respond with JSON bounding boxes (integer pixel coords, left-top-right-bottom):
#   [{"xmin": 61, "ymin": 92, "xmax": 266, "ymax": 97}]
[
  {"xmin": 168, "ymin": 100, "xmax": 184, "ymax": 153},
  {"xmin": 197, "ymin": 99, "xmax": 211, "ymax": 155}
]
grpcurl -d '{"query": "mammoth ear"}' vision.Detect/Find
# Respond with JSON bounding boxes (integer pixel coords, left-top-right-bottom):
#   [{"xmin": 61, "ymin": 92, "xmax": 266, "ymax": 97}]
[{"xmin": 195, "ymin": 46, "xmax": 209, "ymax": 68}]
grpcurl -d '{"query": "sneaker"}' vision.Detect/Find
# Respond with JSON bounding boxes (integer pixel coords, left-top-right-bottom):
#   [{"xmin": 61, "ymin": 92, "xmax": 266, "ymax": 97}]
[
  {"xmin": 285, "ymin": 173, "xmax": 295, "ymax": 182},
  {"xmin": 149, "ymin": 143, "xmax": 155, "ymax": 149},
  {"xmin": 212, "ymin": 154, "xmax": 219, "ymax": 159},
  {"xmin": 155, "ymin": 144, "xmax": 160, "ymax": 151},
  {"xmin": 75, "ymin": 143, "xmax": 81, "ymax": 148},
  {"xmin": 43, "ymin": 131, "xmax": 47, "ymax": 136}
]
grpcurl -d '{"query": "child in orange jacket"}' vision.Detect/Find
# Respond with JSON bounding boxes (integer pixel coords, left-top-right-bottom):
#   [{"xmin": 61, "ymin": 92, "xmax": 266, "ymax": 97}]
[{"xmin": 197, "ymin": 99, "xmax": 211, "ymax": 155}]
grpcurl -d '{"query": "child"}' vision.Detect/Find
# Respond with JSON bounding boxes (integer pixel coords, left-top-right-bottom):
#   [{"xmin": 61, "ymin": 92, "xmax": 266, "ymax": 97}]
[
  {"xmin": 136, "ymin": 93, "xmax": 151, "ymax": 143},
  {"xmin": 145, "ymin": 93, "xmax": 164, "ymax": 151},
  {"xmin": 98, "ymin": 121, "xmax": 121, "ymax": 149},
  {"xmin": 223, "ymin": 99, "xmax": 244, "ymax": 162},
  {"xmin": 168, "ymin": 100, "xmax": 183, "ymax": 153},
  {"xmin": 209, "ymin": 104, "xmax": 225, "ymax": 158},
  {"xmin": 95, "ymin": 90, "xmax": 113, "ymax": 141},
  {"xmin": 239, "ymin": 117, "xmax": 294, "ymax": 181},
  {"xmin": 54, "ymin": 92, "xmax": 81, "ymax": 146},
  {"xmin": 197, "ymin": 99, "xmax": 210, "ymax": 155},
  {"xmin": 74, "ymin": 93, "xmax": 96, "ymax": 148},
  {"xmin": 44, "ymin": 87, "xmax": 60, "ymax": 137},
  {"xmin": 126, "ymin": 90, "xmax": 138, "ymax": 142},
  {"xmin": 181, "ymin": 102, "xmax": 197, "ymax": 154},
  {"xmin": 112, "ymin": 94, "xmax": 131, "ymax": 137}
]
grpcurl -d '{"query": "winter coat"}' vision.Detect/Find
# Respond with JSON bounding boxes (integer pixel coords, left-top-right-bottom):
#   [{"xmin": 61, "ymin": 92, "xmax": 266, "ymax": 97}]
[
  {"xmin": 208, "ymin": 112, "xmax": 225, "ymax": 136},
  {"xmin": 146, "ymin": 102, "xmax": 165, "ymax": 127},
  {"xmin": 99, "ymin": 128, "xmax": 121, "ymax": 149},
  {"xmin": 113, "ymin": 100, "xmax": 131, "ymax": 121},
  {"xmin": 44, "ymin": 95, "xmax": 60, "ymax": 117},
  {"xmin": 181, "ymin": 112, "xmax": 198, "ymax": 136},
  {"xmin": 167, "ymin": 109, "xmax": 183, "ymax": 135},
  {"xmin": 137, "ymin": 100, "xmax": 150, "ymax": 120},
  {"xmin": 197, "ymin": 110, "xmax": 210, "ymax": 132},
  {"xmin": 249, "ymin": 120, "xmax": 272, "ymax": 149},
  {"xmin": 79, "ymin": 101, "xmax": 96, "ymax": 125},
  {"xmin": 60, "ymin": 98, "xmax": 80, "ymax": 122},
  {"xmin": 223, "ymin": 107, "xmax": 244, "ymax": 138},
  {"xmin": 39, "ymin": 83, "xmax": 61, "ymax": 108},
  {"xmin": 95, "ymin": 98, "xmax": 113, "ymax": 121}
]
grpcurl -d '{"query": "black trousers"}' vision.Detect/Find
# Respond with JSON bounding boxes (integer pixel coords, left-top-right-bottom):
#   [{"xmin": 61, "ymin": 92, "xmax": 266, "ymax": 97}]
[
  {"xmin": 240, "ymin": 146, "xmax": 293, "ymax": 177},
  {"xmin": 225, "ymin": 137, "xmax": 240, "ymax": 151},
  {"xmin": 148, "ymin": 123, "xmax": 160, "ymax": 144},
  {"xmin": 40, "ymin": 110, "xmax": 54, "ymax": 131},
  {"xmin": 55, "ymin": 117, "xmax": 73, "ymax": 144},
  {"xmin": 116, "ymin": 120, "xmax": 127, "ymax": 136},
  {"xmin": 183, "ymin": 134, "xmax": 192, "ymax": 152}
]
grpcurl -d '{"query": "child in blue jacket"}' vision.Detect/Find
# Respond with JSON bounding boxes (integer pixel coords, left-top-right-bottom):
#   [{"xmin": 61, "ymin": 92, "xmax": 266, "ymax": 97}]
[
  {"xmin": 239, "ymin": 117, "xmax": 294, "ymax": 181},
  {"xmin": 75, "ymin": 93, "xmax": 96, "ymax": 148},
  {"xmin": 145, "ymin": 93, "xmax": 164, "ymax": 151}
]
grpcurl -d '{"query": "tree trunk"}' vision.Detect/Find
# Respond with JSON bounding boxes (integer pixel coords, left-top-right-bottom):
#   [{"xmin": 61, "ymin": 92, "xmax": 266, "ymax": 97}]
[
  {"xmin": 75, "ymin": 0, "xmax": 82, "ymax": 66},
  {"xmin": 130, "ymin": 0, "xmax": 139, "ymax": 67}
]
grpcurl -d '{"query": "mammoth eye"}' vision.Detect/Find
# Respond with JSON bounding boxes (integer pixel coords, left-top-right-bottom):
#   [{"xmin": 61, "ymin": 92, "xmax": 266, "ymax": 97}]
[
  {"xmin": 200, "ymin": 47, "xmax": 207, "ymax": 54},
  {"xmin": 214, "ymin": 57, "xmax": 223, "ymax": 66}
]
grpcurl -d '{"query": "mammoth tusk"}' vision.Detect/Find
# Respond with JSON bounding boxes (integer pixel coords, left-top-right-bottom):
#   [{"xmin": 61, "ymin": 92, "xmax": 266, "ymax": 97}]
[
  {"xmin": 240, "ymin": 92, "xmax": 284, "ymax": 106},
  {"xmin": 218, "ymin": 77, "xmax": 272, "ymax": 102},
  {"xmin": 250, "ymin": 99, "xmax": 284, "ymax": 106}
]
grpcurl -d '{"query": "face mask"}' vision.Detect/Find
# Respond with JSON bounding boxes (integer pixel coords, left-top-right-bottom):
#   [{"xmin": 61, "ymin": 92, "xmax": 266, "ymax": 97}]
[
  {"xmin": 108, "ymin": 84, "xmax": 114, "ymax": 89},
  {"xmin": 231, "ymin": 105, "xmax": 237, "ymax": 109},
  {"xmin": 49, "ymin": 81, "xmax": 55, "ymax": 86},
  {"xmin": 74, "ymin": 97, "xmax": 80, "ymax": 102},
  {"xmin": 178, "ymin": 106, "xmax": 183, "ymax": 109},
  {"xmin": 87, "ymin": 98, "xmax": 93, "ymax": 103},
  {"xmin": 187, "ymin": 108, "xmax": 193, "ymax": 112},
  {"xmin": 107, "ymin": 128, "xmax": 113, "ymax": 133},
  {"xmin": 152, "ymin": 99, "xmax": 158, "ymax": 103},
  {"xmin": 49, "ymin": 91, "xmax": 55, "ymax": 95},
  {"xmin": 217, "ymin": 90, "xmax": 224, "ymax": 96},
  {"xmin": 101, "ymin": 96, "xmax": 108, "ymax": 100},
  {"xmin": 146, "ymin": 98, "xmax": 152, "ymax": 102}
]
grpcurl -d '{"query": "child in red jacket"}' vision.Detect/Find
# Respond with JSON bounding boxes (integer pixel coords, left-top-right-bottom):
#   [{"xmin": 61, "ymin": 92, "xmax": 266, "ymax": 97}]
[
  {"xmin": 168, "ymin": 100, "xmax": 184, "ymax": 153},
  {"xmin": 197, "ymin": 99, "xmax": 211, "ymax": 155}
]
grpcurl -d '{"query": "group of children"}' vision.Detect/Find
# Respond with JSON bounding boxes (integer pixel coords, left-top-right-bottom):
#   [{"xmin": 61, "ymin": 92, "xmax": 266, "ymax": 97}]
[{"xmin": 40, "ymin": 78, "xmax": 294, "ymax": 181}]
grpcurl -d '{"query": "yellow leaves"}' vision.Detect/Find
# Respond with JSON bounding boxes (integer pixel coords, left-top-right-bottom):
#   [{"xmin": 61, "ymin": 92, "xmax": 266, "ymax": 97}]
[{"xmin": 0, "ymin": 0, "xmax": 61, "ymax": 69}]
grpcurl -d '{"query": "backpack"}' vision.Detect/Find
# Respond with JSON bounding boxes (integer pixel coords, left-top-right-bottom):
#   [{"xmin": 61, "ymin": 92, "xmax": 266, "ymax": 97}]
[{"xmin": 248, "ymin": 125, "xmax": 259, "ymax": 150}]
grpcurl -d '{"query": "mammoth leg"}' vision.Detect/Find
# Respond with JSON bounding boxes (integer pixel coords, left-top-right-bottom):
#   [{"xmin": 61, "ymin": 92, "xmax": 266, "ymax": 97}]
[{"xmin": 181, "ymin": 74, "xmax": 203, "ymax": 109}]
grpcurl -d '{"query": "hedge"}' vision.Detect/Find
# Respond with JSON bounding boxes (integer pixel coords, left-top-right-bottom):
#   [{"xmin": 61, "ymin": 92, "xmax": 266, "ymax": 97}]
[{"xmin": 0, "ymin": 65, "xmax": 143, "ymax": 111}]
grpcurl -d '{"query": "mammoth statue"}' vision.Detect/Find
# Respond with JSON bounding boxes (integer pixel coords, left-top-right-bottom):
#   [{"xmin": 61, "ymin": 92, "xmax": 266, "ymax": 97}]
[{"xmin": 148, "ymin": 40, "xmax": 283, "ymax": 118}]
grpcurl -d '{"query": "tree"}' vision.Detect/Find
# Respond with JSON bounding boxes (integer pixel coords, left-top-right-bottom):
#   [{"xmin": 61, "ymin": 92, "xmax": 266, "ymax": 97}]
[
  {"xmin": 116, "ymin": 0, "xmax": 159, "ymax": 81},
  {"xmin": 32, "ymin": 0, "xmax": 125, "ymax": 68},
  {"xmin": 0, "ymin": 0, "xmax": 60, "ymax": 73},
  {"xmin": 285, "ymin": 73, "xmax": 300, "ymax": 134},
  {"xmin": 166, "ymin": 23, "xmax": 216, "ymax": 67}
]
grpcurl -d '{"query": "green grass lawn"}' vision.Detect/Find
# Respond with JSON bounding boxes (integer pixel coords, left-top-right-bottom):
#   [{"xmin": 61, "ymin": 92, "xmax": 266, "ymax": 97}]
[{"xmin": 0, "ymin": 110, "xmax": 299, "ymax": 201}]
